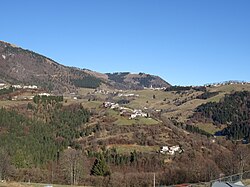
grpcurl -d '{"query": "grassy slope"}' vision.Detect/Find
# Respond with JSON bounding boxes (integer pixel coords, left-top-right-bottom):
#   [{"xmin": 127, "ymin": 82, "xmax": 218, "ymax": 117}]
[
  {"xmin": 127, "ymin": 89, "xmax": 177, "ymax": 110},
  {"xmin": 1, "ymin": 84, "xmax": 250, "ymax": 154},
  {"xmin": 2, "ymin": 83, "xmax": 248, "ymax": 127},
  {"xmin": 194, "ymin": 123, "xmax": 225, "ymax": 134},
  {"xmin": 121, "ymin": 84, "xmax": 250, "ymax": 133},
  {"xmin": 107, "ymin": 144, "xmax": 159, "ymax": 154},
  {"xmin": 107, "ymin": 109, "xmax": 159, "ymax": 126}
]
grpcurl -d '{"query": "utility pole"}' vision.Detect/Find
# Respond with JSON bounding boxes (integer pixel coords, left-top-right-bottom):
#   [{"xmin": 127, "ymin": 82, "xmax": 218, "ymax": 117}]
[
  {"xmin": 153, "ymin": 173, "xmax": 156, "ymax": 187},
  {"xmin": 51, "ymin": 161, "xmax": 53, "ymax": 184}
]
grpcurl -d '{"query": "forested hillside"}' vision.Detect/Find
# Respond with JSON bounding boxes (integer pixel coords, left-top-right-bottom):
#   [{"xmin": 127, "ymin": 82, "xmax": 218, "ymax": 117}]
[
  {"xmin": 193, "ymin": 91, "xmax": 250, "ymax": 139},
  {"xmin": 106, "ymin": 72, "xmax": 171, "ymax": 89},
  {"xmin": 1, "ymin": 86, "xmax": 250, "ymax": 186},
  {"xmin": 0, "ymin": 96, "xmax": 90, "ymax": 181}
]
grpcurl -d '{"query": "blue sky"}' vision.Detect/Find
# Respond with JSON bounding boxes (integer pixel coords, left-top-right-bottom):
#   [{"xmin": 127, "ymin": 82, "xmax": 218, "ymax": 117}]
[{"xmin": 1, "ymin": 0, "xmax": 250, "ymax": 85}]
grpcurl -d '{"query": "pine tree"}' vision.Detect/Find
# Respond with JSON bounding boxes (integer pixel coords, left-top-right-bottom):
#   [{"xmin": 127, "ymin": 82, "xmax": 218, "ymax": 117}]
[{"xmin": 91, "ymin": 155, "xmax": 110, "ymax": 176}]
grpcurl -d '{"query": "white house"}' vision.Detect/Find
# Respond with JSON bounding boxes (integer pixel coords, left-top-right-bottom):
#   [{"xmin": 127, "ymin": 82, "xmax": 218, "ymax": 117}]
[
  {"xmin": 160, "ymin": 146, "xmax": 169, "ymax": 154},
  {"xmin": 170, "ymin": 145, "xmax": 180, "ymax": 152},
  {"xmin": 103, "ymin": 102, "xmax": 120, "ymax": 109},
  {"xmin": 130, "ymin": 114, "xmax": 137, "ymax": 119},
  {"xmin": 0, "ymin": 83, "xmax": 6, "ymax": 90},
  {"xmin": 12, "ymin": 85, "xmax": 22, "ymax": 89},
  {"xmin": 23, "ymin": 85, "xmax": 38, "ymax": 89},
  {"xmin": 118, "ymin": 93, "xmax": 139, "ymax": 97},
  {"xmin": 111, "ymin": 103, "xmax": 119, "ymax": 109},
  {"xmin": 103, "ymin": 102, "xmax": 112, "ymax": 108},
  {"xmin": 160, "ymin": 145, "xmax": 182, "ymax": 155},
  {"xmin": 39, "ymin": 93, "xmax": 51, "ymax": 96},
  {"xmin": 129, "ymin": 109, "xmax": 147, "ymax": 119}
]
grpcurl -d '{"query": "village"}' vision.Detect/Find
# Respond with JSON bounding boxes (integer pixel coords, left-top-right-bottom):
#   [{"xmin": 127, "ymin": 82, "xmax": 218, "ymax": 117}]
[
  {"xmin": 159, "ymin": 145, "xmax": 183, "ymax": 155},
  {"xmin": 0, "ymin": 83, "xmax": 40, "ymax": 90},
  {"xmin": 0, "ymin": 83, "xmax": 52, "ymax": 101},
  {"xmin": 103, "ymin": 101, "xmax": 148, "ymax": 119}
]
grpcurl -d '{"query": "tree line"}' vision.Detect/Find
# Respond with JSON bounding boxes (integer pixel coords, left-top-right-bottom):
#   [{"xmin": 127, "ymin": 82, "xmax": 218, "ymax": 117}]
[
  {"xmin": 196, "ymin": 91, "xmax": 219, "ymax": 100},
  {"xmin": 165, "ymin": 86, "xmax": 206, "ymax": 92},
  {"xmin": 0, "ymin": 86, "xmax": 15, "ymax": 96}
]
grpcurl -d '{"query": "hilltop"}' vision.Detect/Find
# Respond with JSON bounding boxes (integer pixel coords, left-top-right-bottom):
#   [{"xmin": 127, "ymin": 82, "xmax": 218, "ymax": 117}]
[{"xmin": 106, "ymin": 72, "xmax": 170, "ymax": 89}]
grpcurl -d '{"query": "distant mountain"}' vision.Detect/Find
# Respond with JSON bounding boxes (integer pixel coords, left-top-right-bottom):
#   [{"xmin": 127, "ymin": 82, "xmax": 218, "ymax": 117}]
[
  {"xmin": 106, "ymin": 72, "xmax": 171, "ymax": 89},
  {"xmin": 0, "ymin": 41, "xmax": 170, "ymax": 92}
]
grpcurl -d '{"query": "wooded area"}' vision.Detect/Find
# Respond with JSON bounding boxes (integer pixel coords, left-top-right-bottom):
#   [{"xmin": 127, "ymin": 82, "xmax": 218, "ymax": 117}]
[
  {"xmin": 193, "ymin": 91, "xmax": 250, "ymax": 140},
  {"xmin": 0, "ymin": 91, "xmax": 250, "ymax": 186}
]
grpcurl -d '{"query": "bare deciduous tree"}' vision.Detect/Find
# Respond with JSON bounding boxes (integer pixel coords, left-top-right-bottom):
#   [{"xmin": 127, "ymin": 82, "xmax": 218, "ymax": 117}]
[
  {"xmin": 0, "ymin": 149, "xmax": 13, "ymax": 181},
  {"xmin": 60, "ymin": 148, "xmax": 84, "ymax": 185}
]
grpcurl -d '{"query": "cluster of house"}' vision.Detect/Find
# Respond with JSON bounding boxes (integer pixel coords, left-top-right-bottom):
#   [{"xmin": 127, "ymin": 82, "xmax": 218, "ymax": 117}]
[
  {"xmin": 38, "ymin": 93, "xmax": 51, "ymax": 96},
  {"xmin": 93, "ymin": 89, "xmax": 118, "ymax": 95},
  {"xmin": 146, "ymin": 85, "xmax": 167, "ymax": 90},
  {"xmin": 0, "ymin": 83, "xmax": 54, "ymax": 101},
  {"xmin": 118, "ymin": 93, "xmax": 139, "ymax": 97},
  {"xmin": 93, "ymin": 89, "xmax": 141, "ymax": 98},
  {"xmin": 12, "ymin": 85, "xmax": 38, "ymax": 89},
  {"xmin": 103, "ymin": 102, "xmax": 148, "ymax": 119},
  {"xmin": 11, "ymin": 92, "xmax": 51, "ymax": 101},
  {"xmin": 159, "ymin": 145, "xmax": 183, "ymax": 155},
  {"xmin": 204, "ymin": 81, "xmax": 249, "ymax": 87},
  {"xmin": 103, "ymin": 102, "xmax": 119, "ymax": 109},
  {"xmin": 12, "ymin": 95, "xmax": 34, "ymax": 101},
  {"xmin": 93, "ymin": 89, "xmax": 111, "ymax": 95},
  {"xmin": 0, "ymin": 84, "xmax": 38, "ymax": 90},
  {"xmin": 129, "ymin": 109, "xmax": 147, "ymax": 119}
]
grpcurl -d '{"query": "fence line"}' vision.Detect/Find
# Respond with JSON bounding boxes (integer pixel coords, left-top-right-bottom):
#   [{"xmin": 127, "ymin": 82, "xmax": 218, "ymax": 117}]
[{"xmin": 164, "ymin": 170, "xmax": 250, "ymax": 187}]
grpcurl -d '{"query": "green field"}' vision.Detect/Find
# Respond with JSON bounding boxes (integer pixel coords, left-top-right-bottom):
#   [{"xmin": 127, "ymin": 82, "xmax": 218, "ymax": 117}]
[
  {"xmin": 0, "ymin": 100, "xmax": 29, "ymax": 108},
  {"xmin": 108, "ymin": 144, "xmax": 159, "ymax": 154},
  {"xmin": 115, "ymin": 117, "xmax": 159, "ymax": 126},
  {"xmin": 71, "ymin": 85, "xmax": 250, "ymax": 126},
  {"xmin": 107, "ymin": 109, "xmax": 159, "ymax": 126},
  {"xmin": 195, "ymin": 123, "xmax": 224, "ymax": 134},
  {"xmin": 81, "ymin": 100, "xmax": 102, "ymax": 109},
  {"xmin": 208, "ymin": 84, "xmax": 250, "ymax": 93},
  {"xmin": 127, "ymin": 89, "xmax": 177, "ymax": 110}
]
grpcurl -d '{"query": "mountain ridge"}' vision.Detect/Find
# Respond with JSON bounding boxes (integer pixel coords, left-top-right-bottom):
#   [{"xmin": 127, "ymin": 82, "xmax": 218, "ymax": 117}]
[{"xmin": 0, "ymin": 40, "xmax": 170, "ymax": 93}]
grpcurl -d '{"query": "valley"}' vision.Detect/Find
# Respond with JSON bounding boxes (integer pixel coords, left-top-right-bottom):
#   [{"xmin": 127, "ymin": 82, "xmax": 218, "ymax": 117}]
[
  {"xmin": 1, "ymin": 79, "xmax": 250, "ymax": 186},
  {"xmin": 1, "ymin": 41, "xmax": 250, "ymax": 186}
]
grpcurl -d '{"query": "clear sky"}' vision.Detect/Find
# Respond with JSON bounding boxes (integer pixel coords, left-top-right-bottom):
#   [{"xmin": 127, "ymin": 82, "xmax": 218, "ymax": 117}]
[{"xmin": 1, "ymin": 0, "xmax": 250, "ymax": 85}]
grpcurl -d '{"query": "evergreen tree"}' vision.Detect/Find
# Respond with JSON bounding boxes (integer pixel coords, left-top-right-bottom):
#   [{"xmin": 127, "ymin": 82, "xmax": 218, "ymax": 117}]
[{"xmin": 91, "ymin": 155, "xmax": 110, "ymax": 176}]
